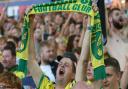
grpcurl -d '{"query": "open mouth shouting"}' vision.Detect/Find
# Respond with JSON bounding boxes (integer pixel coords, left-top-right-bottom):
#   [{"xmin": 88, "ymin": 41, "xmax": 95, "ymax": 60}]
[
  {"xmin": 119, "ymin": 17, "xmax": 124, "ymax": 24},
  {"xmin": 59, "ymin": 68, "xmax": 65, "ymax": 75}
]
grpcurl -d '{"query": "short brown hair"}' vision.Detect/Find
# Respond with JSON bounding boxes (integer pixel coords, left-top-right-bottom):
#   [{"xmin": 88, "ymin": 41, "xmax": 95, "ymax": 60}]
[{"xmin": 105, "ymin": 57, "xmax": 120, "ymax": 73}]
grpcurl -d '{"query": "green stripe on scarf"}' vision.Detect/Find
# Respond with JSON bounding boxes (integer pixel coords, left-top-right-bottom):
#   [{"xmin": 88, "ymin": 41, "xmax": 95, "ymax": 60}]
[
  {"xmin": 94, "ymin": 65, "xmax": 106, "ymax": 80},
  {"xmin": 90, "ymin": 11, "xmax": 106, "ymax": 80},
  {"xmin": 16, "ymin": 15, "xmax": 30, "ymax": 79},
  {"xmin": 18, "ymin": 59, "xmax": 28, "ymax": 75},
  {"xmin": 13, "ymin": 59, "xmax": 28, "ymax": 79}
]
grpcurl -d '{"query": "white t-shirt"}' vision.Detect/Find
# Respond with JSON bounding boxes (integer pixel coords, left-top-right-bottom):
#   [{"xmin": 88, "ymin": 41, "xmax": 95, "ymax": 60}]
[{"xmin": 40, "ymin": 65, "xmax": 55, "ymax": 82}]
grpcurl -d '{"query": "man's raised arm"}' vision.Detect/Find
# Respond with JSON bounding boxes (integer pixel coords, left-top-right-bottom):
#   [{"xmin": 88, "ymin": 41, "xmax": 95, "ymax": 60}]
[
  {"xmin": 27, "ymin": 14, "xmax": 43, "ymax": 87},
  {"xmin": 75, "ymin": 16, "xmax": 90, "ymax": 81}
]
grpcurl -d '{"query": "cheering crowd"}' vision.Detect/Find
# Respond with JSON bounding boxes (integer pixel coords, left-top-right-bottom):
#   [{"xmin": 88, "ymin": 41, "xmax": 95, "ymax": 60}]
[{"xmin": 0, "ymin": 0, "xmax": 128, "ymax": 89}]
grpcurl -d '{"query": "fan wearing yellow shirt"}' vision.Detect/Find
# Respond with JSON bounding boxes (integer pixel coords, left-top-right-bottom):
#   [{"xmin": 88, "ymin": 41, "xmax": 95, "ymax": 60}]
[
  {"xmin": 38, "ymin": 52, "xmax": 77, "ymax": 89},
  {"xmin": 28, "ymin": 14, "xmax": 92, "ymax": 89},
  {"xmin": 29, "ymin": 23, "xmax": 91, "ymax": 89}
]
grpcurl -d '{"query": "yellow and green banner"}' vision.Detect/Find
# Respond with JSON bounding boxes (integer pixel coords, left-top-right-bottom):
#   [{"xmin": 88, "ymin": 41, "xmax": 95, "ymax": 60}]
[
  {"xmin": 90, "ymin": 11, "xmax": 106, "ymax": 80},
  {"xmin": 19, "ymin": 0, "xmax": 106, "ymax": 80}
]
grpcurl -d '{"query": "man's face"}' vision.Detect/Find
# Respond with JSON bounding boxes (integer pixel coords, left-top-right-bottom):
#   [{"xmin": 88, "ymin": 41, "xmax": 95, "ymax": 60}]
[
  {"xmin": 56, "ymin": 58, "xmax": 75, "ymax": 83},
  {"xmin": 44, "ymin": 15, "xmax": 51, "ymax": 25},
  {"xmin": 111, "ymin": 10, "xmax": 124, "ymax": 29},
  {"xmin": 57, "ymin": 38, "xmax": 67, "ymax": 51},
  {"xmin": 73, "ymin": 36, "xmax": 80, "ymax": 49},
  {"xmin": 48, "ymin": 22, "xmax": 56, "ymax": 35},
  {"xmin": 102, "ymin": 66, "xmax": 120, "ymax": 89},
  {"xmin": 49, "ymin": 46, "xmax": 57, "ymax": 62},
  {"xmin": 9, "ymin": 28, "xmax": 19, "ymax": 38},
  {"xmin": 73, "ymin": 13, "xmax": 83, "ymax": 23},
  {"xmin": 34, "ymin": 28, "xmax": 42, "ymax": 40},
  {"xmin": 69, "ymin": 23, "xmax": 75, "ymax": 34},
  {"xmin": 2, "ymin": 50, "xmax": 15, "ymax": 69},
  {"xmin": 87, "ymin": 61, "xmax": 94, "ymax": 81},
  {"xmin": 55, "ymin": 14, "xmax": 63, "ymax": 26},
  {"xmin": 41, "ymin": 46, "xmax": 54, "ymax": 63}
]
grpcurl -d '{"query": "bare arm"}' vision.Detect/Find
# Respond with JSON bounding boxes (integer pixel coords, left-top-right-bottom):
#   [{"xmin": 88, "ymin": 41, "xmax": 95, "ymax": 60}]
[
  {"xmin": 78, "ymin": 15, "xmax": 88, "ymax": 47},
  {"xmin": 75, "ymin": 16, "xmax": 90, "ymax": 82},
  {"xmin": 60, "ymin": 13, "xmax": 72, "ymax": 37},
  {"xmin": 75, "ymin": 4, "xmax": 103, "ymax": 88},
  {"xmin": 27, "ymin": 14, "xmax": 43, "ymax": 87},
  {"xmin": 0, "ymin": 7, "xmax": 7, "ymax": 27}
]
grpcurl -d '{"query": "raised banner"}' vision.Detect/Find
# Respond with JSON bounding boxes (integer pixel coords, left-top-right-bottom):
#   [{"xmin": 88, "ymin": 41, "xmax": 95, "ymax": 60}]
[{"xmin": 19, "ymin": 0, "xmax": 106, "ymax": 80}]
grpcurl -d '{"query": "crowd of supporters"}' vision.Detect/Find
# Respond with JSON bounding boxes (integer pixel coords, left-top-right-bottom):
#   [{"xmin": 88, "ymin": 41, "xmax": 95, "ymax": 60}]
[{"xmin": 0, "ymin": 0, "xmax": 128, "ymax": 89}]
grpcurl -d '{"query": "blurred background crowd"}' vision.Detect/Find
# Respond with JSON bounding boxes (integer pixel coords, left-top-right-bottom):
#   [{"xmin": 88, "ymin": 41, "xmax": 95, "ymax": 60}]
[{"xmin": 0, "ymin": 0, "xmax": 128, "ymax": 89}]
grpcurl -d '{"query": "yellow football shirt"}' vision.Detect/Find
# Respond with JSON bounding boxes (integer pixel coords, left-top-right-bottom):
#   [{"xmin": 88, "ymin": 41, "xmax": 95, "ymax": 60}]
[{"xmin": 39, "ymin": 75, "xmax": 76, "ymax": 89}]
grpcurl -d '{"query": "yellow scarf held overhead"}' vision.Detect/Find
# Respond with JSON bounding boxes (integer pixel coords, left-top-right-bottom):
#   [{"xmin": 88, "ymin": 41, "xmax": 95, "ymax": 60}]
[{"xmin": 19, "ymin": 0, "xmax": 106, "ymax": 81}]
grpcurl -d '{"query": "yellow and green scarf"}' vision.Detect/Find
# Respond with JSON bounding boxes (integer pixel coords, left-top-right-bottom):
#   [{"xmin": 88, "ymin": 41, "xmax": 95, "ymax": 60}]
[{"xmin": 19, "ymin": 0, "xmax": 106, "ymax": 80}]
